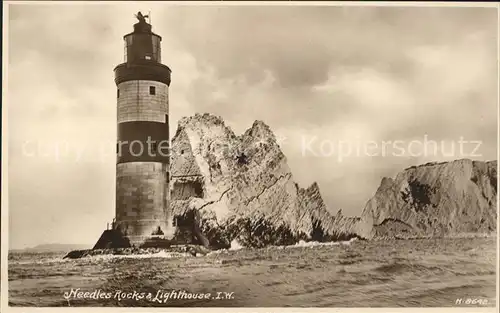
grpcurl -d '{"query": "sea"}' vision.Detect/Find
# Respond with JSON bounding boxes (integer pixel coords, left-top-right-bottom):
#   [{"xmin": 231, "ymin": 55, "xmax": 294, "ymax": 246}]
[{"xmin": 8, "ymin": 237, "xmax": 498, "ymax": 307}]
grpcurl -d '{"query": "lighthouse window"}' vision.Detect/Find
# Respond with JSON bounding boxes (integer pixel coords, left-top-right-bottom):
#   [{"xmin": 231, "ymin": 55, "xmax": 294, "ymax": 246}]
[
  {"xmin": 149, "ymin": 86, "xmax": 156, "ymax": 95},
  {"xmin": 117, "ymin": 89, "xmax": 120, "ymax": 98}
]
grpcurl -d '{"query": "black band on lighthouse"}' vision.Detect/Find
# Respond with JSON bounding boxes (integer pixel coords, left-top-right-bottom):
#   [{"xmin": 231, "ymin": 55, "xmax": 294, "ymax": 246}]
[
  {"xmin": 117, "ymin": 120, "xmax": 170, "ymax": 164},
  {"xmin": 114, "ymin": 62, "xmax": 172, "ymax": 86}
]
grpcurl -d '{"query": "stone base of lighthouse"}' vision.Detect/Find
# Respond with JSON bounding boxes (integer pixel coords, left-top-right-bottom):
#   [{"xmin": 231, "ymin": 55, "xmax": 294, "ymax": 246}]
[
  {"xmin": 114, "ymin": 162, "xmax": 174, "ymax": 247},
  {"xmin": 93, "ymin": 161, "xmax": 175, "ymax": 249}
]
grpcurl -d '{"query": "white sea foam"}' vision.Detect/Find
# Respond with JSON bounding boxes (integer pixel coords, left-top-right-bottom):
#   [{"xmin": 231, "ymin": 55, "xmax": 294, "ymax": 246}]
[
  {"xmin": 229, "ymin": 239, "xmax": 243, "ymax": 251},
  {"xmin": 60, "ymin": 251, "xmax": 193, "ymax": 264},
  {"xmin": 209, "ymin": 238, "xmax": 359, "ymax": 254},
  {"xmin": 100, "ymin": 251, "xmax": 191, "ymax": 260},
  {"xmin": 284, "ymin": 238, "xmax": 358, "ymax": 249}
]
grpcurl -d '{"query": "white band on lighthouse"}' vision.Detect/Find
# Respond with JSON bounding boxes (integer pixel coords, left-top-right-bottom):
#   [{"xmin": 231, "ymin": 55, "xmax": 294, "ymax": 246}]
[{"xmin": 117, "ymin": 80, "xmax": 169, "ymax": 124}]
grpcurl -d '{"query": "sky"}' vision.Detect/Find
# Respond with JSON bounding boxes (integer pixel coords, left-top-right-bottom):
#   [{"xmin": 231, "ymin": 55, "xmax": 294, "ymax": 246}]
[{"xmin": 6, "ymin": 3, "xmax": 498, "ymax": 249}]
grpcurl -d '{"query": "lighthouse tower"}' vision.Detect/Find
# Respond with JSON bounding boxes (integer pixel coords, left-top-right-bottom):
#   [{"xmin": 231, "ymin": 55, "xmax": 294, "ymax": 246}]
[{"xmin": 111, "ymin": 12, "xmax": 173, "ymax": 247}]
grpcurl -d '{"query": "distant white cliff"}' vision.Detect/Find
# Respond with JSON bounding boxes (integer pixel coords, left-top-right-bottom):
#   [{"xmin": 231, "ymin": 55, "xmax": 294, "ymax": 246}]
[{"xmin": 356, "ymin": 159, "xmax": 497, "ymax": 239}]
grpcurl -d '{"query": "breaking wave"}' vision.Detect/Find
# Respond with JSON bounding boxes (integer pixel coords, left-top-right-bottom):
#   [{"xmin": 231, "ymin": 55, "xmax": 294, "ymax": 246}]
[{"xmin": 285, "ymin": 238, "xmax": 358, "ymax": 248}]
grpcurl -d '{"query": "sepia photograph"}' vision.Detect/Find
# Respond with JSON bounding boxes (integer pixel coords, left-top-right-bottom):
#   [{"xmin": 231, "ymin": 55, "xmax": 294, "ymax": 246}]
[{"xmin": 2, "ymin": 1, "xmax": 499, "ymax": 310}]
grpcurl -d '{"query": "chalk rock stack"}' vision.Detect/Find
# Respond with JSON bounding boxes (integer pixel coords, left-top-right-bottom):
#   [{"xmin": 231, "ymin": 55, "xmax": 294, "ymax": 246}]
[
  {"xmin": 169, "ymin": 113, "xmax": 358, "ymax": 248},
  {"xmin": 169, "ymin": 114, "xmax": 497, "ymax": 246}
]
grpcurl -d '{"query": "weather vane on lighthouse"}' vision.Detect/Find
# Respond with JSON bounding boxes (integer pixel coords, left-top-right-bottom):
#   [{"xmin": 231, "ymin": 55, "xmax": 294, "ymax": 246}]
[{"xmin": 135, "ymin": 11, "xmax": 151, "ymax": 24}]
